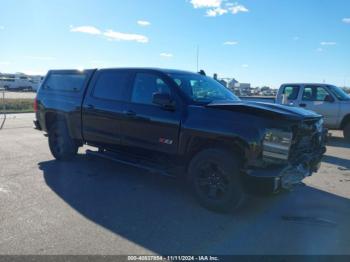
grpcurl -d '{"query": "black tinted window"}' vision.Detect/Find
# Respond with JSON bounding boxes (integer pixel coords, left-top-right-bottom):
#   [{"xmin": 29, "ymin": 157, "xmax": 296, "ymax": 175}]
[
  {"xmin": 283, "ymin": 86, "xmax": 299, "ymax": 100},
  {"xmin": 131, "ymin": 73, "xmax": 171, "ymax": 105},
  {"xmin": 93, "ymin": 71, "xmax": 130, "ymax": 101},
  {"xmin": 45, "ymin": 73, "xmax": 87, "ymax": 92}
]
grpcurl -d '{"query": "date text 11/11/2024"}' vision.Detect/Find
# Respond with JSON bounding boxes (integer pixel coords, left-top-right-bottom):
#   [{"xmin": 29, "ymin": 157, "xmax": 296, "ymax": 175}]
[{"xmin": 127, "ymin": 255, "xmax": 220, "ymax": 261}]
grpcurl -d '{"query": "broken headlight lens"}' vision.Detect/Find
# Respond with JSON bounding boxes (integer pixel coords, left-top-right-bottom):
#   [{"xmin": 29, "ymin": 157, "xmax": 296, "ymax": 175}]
[
  {"xmin": 315, "ymin": 118, "xmax": 324, "ymax": 133},
  {"xmin": 263, "ymin": 129, "xmax": 293, "ymax": 161}
]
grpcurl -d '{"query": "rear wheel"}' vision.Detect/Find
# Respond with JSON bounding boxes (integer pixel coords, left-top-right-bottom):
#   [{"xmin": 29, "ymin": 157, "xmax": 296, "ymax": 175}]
[
  {"xmin": 48, "ymin": 121, "xmax": 78, "ymax": 160},
  {"xmin": 344, "ymin": 122, "xmax": 350, "ymax": 143},
  {"xmin": 188, "ymin": 148, "xmax": 245, "ymax": 213}
]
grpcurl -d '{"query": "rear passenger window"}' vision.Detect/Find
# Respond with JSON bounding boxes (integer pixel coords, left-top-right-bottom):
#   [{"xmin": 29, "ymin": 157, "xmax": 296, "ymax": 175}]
[
  {"xmin": 44, "ymin": 73, "xmax": 86, "ymax": 92},
  {"xmin": 93, "ymin": 71, "xmax": 130, "ymax": 101},
  {"xmin": 283, "ymin": 86, "xmax": 300, "ymax": 100}
]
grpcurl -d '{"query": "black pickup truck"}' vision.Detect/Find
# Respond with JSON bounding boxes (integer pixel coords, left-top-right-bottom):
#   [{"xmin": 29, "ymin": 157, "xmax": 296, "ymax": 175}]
[{"xmin": 34, "ymin": 68, "xmax": 327, "ymax": 212}]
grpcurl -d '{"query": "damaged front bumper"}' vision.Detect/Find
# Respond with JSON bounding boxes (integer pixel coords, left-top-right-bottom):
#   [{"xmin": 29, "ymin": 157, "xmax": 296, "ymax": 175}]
[{"xmin": 246, "ymin": 146, "xmax": 327, "ymax": 192}]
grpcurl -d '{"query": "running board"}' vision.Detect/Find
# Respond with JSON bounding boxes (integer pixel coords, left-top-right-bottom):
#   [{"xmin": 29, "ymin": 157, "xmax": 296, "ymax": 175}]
[{"xmin": 86, "ymin": 149, "xmax": 176, "ymax": 178}]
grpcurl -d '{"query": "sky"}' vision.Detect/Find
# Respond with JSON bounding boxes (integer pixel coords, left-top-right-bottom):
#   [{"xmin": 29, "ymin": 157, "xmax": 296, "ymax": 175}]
[{"xmin": 0, "ymin": 0, "xmax": 349, "ymax": 88}]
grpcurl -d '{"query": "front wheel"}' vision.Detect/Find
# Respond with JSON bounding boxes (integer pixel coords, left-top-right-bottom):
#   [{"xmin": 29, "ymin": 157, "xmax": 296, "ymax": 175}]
[
  {"xmin": 48, "ymin": 121, "xmax": 78, "ymax": 161},
  {"xmin": 188, "ymin": 148, "xmax": 245, "ymax": 213},
  {"xmin": 344, "ymin": 123, "xmax": 350, "ymax": 143}
]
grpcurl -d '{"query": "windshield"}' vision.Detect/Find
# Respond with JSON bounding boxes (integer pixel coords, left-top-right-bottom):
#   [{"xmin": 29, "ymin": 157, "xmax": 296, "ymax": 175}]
[
  {"xmin": 328, "ymin": 85, "xmax": 350, "ymax": 101},
  {"xmin": 168, "ymin": 73, "xmax": 240, "ymax": 103}
]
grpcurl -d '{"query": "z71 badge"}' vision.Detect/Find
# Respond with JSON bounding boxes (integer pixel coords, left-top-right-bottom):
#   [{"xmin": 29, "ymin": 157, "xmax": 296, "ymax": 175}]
[{"xmin": 159, "ymin": 138, "xmax": 173, "ymax": 145}]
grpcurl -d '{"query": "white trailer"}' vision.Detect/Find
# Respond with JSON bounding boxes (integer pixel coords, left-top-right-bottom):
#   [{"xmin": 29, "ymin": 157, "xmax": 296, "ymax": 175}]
[{"xmin": 0, "ymin": 74, "xmax": 43, "ymax": 91}]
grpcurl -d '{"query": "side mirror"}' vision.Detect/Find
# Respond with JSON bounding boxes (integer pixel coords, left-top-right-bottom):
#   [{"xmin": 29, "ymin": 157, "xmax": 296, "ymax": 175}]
[
  {"xmin": 152, "ymin": 92, "xmax": 175, "ymax": 110},
  {"xmin": 324, "ymin": 95, "xmax": 334, "ymax": 103}
]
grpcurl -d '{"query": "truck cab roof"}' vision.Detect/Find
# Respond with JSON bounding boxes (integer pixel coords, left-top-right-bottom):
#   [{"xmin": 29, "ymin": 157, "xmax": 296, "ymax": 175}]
[
  {"xmin": 48, "ymin": 68, "xmax": 196, "ymax": 75},
  {"xmin": 281, "ymin": 83, "xmax": 331, "ymax": 86}
]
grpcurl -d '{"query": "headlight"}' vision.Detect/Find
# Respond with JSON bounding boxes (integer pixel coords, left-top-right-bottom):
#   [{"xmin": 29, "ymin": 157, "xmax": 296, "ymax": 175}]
[
  {"xmin": 263, "ymin": 129, "xmax": 293, "ymax": 161},
  {"xmin": 315, "ymin": 118, "xmax": 324, "ymax": 133}
]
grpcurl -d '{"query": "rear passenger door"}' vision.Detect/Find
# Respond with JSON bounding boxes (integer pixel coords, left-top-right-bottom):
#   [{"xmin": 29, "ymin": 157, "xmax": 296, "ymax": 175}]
[
  {"xmin": 82, "ymin": 69, "xmax": 132, "ymax": 148},
  {"xmin": 121, "ymin": 71, "xmax": 181, "ymax": 154}
]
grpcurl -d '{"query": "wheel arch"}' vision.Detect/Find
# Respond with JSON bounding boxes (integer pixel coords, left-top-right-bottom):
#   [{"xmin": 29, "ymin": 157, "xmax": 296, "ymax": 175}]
[
  {"xmin": 340, "ymin": 114, "xmax": 350, "ymax": 129},
  {"xmin": 45, "ymin": 111, "xmax": 67, "ymax": 132},
  {"xmin": 45, "ymin": 111, "xmax": 84, "ymax": 148},
  {"xmin": 184, "ymin": 136, "xmax": 249, "ymax": 167}
]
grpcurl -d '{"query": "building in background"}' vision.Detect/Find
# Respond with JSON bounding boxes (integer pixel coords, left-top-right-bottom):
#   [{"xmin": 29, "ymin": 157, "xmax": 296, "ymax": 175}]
[
  {"xmin": 217, "ymin": 75, "xmax": 277, "ymax": 97},
  {"xmin": 213, "ymin": 73, "xmax": 228, "ymax": 87},
  {"xmin": 233, "ymin": 83, "xmax": 251, "ymax": 96},
  {"xmin": 228, "ymin": 78, "xmax": 239, "ymax": 90},
  {"xmin": 219, "ymin": 79, "xmax": 228, "ymax": 87}
]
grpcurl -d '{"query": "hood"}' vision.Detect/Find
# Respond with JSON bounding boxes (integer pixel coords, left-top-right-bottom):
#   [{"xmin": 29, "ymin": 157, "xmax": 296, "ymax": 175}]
[{"xmin": 206, "ymin": 100, "xmax": 322, "ymax": 121}]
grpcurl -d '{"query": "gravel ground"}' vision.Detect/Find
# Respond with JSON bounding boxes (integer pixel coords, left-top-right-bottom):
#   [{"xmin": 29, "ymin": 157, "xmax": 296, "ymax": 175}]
[{"xmin": 0, "ymin": 114, "xmax": 349, "ymax": 255}]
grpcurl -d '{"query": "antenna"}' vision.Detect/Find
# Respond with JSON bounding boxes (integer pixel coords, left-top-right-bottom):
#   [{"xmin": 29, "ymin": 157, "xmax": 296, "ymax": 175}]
[{"xmin": 196, "ymin": 45, "xmax": 199, "ymax": 72}]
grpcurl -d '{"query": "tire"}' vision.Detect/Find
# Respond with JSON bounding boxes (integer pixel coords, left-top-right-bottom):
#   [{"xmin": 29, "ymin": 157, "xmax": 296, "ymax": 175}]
[
  {"xmin": 48, "ymin": 121, "xmax": 78, "ymax": 160},
  {"xmin": 188, "ymin": 148, "xmax": 245, "ymax": 213},
  {"xmin": 344, "ymin": 123, "xmax": 350, "ymax": 143}
]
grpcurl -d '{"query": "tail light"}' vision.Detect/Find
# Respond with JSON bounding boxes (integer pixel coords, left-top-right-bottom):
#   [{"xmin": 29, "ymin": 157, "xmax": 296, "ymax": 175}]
[{"xmin": 34, "ymin": 98, "xmax": 38, "ymax": 113}]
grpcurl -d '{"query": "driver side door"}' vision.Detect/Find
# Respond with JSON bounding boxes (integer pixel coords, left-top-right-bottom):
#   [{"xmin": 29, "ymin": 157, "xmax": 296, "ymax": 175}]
[
  {"xmin": 300, "ymin": 85, "xmax": 339, "ymax": 128},
  {"xmin": 121, "ymin": 71, "xmax": 182, "ymax": 154}
]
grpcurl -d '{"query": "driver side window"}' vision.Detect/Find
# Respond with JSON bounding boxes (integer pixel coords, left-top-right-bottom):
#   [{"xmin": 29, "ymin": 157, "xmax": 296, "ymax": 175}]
[
  {"xmin": 302, "ymin": 86, "xmax": 332, "ymax": 101},
  {"xmin": 131, "ymin": 73, "xmax": 171, "ymax": 105}
]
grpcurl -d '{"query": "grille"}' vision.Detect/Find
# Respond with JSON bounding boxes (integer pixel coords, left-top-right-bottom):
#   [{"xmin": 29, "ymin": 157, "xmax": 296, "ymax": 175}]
[{"xmin": 289, "ymin": 119, "xmax": 322, "ymax": 163}]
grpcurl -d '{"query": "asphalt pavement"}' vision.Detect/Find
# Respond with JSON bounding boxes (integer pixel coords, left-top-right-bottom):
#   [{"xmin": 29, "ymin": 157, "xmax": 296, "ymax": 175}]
[{"xmin": 0, "ymin": 113, "xmax": 350, "ymax": 255}]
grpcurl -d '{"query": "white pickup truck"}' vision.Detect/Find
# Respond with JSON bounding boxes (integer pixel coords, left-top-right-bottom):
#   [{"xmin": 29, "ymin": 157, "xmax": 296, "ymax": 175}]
[
  {"xmin": 241, "ymin": 83, "xmax": 350, "ymax": 142},
  {"xmin": 275, "ymin": 83, "xmax": 350, "ymax": 142}
]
